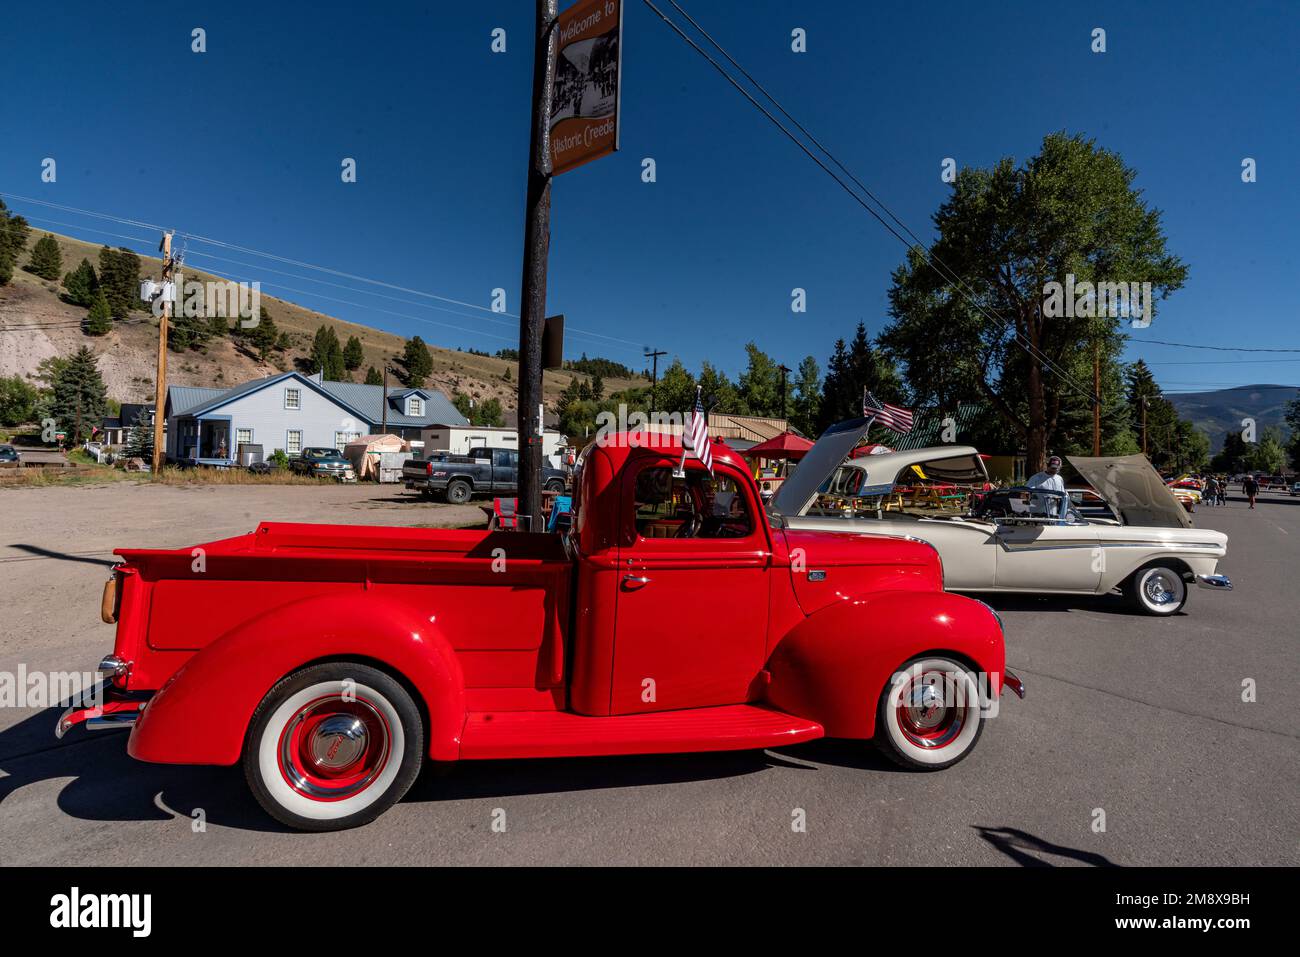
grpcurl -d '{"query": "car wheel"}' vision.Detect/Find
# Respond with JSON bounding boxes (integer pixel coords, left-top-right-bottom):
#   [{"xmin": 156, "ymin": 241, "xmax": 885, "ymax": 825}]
[
  {"xmin": 244, "ymin": 663, "xmax": 423, "ymax": 831},
  {"xmin": 445, "ymin": 479, "xmax": 471, "ymax": 504},
  {"xmin": 874, "ymin": 655, "xmax": 985, "ymax": 771},
  {"xmin": 1127, "ymin": 564, "xmax": 1188, "ymax": 616},
  {"xmin": 545, "ymin": 479, "xmax": 565, "ymax": 494}
]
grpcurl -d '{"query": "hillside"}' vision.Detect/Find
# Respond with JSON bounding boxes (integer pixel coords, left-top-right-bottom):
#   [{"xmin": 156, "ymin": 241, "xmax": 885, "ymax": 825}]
[
  {"xmin": 0, "ymin": 228, "xmax": 646, "ymax": 412},
  {"xmin": 1167, "ymin": 384, "xmax": 1297, "ymax": 451}
]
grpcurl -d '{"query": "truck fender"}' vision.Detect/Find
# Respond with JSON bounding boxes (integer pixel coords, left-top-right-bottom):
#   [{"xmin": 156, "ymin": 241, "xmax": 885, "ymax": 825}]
[
  {"xmin": 763, "ymin": 590, "xmax": 1005, "ymax": 739},
  {"xmin": 127, "ymin": 591, "xmax": 465, "ymax": 766}
]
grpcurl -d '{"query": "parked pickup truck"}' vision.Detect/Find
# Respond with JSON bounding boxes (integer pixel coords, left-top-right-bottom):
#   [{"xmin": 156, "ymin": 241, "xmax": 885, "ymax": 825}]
[
  {"xmin": 60, "ymin": 430, "xmax": 1021, "ymax": 831},
  {"xmin": 403, "ymin": 446, "xmax": 567, "ymax": 503}
]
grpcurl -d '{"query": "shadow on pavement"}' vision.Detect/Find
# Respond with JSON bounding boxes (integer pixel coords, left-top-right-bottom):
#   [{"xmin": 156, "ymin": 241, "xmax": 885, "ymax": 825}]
[
  {"xmin": 6, "ymin": 544, "xmax": 118, "ymax": 567},
  {"xmin": 973, "ymin": 825, "xmax": 1117, "ymax": 867}
]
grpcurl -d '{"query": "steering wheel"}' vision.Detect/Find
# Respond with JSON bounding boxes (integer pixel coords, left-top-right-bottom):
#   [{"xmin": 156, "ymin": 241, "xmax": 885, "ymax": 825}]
[{"xmin": 673, "ymin": 512, "xmax": 698, "ymax": 538}]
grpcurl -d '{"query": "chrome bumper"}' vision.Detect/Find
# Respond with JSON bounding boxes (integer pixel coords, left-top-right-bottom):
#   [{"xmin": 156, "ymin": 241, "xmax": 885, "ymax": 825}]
[
  {"xmin": 1196, "ymin": 574, "xmax": 1233, "ymax": 591},
  {"xmin": 55, "ymin": 679, "xmax": 149, "ymax": 739},
  {"xmin": 1001, "ymin": 669, "xmax": 1026, "ymax": 699}
]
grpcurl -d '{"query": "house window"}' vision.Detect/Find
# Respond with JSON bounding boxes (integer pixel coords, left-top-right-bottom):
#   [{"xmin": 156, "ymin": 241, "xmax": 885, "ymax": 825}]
[
  {"xmin": 236, "ymin": 428, "xmax": 253, "ymax": 447},
  {"xmin": 284, "ymin": 388, "xmax": 301, "ymax": 410},
  {"xmin": 335, "ymin": 431, "xmax": 360, "ymax": 449},
  {"xmin": 286, "ymin": 430, "xmax": 302, "ymax": 454},
  {"xmin": 408, "ymin": 397, "xmax": 423, "ymax": 417}
]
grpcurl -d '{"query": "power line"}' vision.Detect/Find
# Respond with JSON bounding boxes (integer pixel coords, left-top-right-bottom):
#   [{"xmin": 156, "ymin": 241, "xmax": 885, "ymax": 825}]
[
  {"xmin": 1130, "ymin": 338, "xmax": 1300, "ymax": 353},
  {"xmin": 3, "ymin": 191, "xmax": 649, "ymax": 353},
  {"xmin": 644, "ymin": 0, "xmax": 1100, "ymax": 404}
]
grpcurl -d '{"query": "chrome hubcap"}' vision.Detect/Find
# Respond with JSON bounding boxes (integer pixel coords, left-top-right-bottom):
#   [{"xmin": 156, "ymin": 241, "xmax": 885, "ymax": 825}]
[
  {"xmin": 310, "ymin": 715, "xmax": 368, "ymax": 770},
  {"xmin": 1143, "ymin": 571, "xmax": 1180, "ymax": 605}
]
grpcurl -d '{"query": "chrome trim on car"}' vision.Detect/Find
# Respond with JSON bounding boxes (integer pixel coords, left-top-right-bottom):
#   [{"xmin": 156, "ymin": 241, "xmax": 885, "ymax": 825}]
[
  {"xmin": 98, "ymin": 655, "xmax": 130, "ymax": 679},
  {"xmin": 1195, "ymin": 574, "xmax": 1233, "ymax": 591},
  {"xmin": 1001, "ymin": 670, "xmax": 1026, "ymax": 699}
]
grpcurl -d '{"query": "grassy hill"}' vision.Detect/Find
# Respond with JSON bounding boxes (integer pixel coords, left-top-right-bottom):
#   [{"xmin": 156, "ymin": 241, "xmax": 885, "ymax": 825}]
[
  {"xmin": 0, "ymin": 228, "xmax": 646, "ymax": 412},
  {"xmin": 1167, "ymin": 384, "xmax": 1297, "ymax": 451}
]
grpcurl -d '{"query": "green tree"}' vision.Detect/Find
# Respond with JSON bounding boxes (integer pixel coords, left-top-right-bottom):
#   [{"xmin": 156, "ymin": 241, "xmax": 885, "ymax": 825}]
[
  {"xmin": 736, "ymin": 343, "xmax": 791, "ymax": 418},
  {"xmin": 653, "ymin": 359, "xmax": 697, "ymax": 416},
  {"xmin": 123, "ymin": 406, "xmax": 155, "ymax": 460},
  {"xmin": 818, "ymin": 322, "xmax": 902, "ymax": 435},
  {"xmin": 697, "ymin": 362, "xmax": 739, "ymax": 415},
  {"xmin": 83, "ymin": 289, "xmax": 113, "ymax": 336},
  {"xmin": 1210, "ymin": 430, "xmax": 1250, "ymax": 474},
  {"xmin": 309, "ymin": 325, "xmax": 346, "ymax": 380},
  {"xmin": 235, "ymin": 306, "xmax": 281, "ymax": 361},
  {"xmin": 789, "ymin": 356, "xmax": 821, "ymax": 435},
  {"xmin": 97, "ymin": 246, "xmax": 141, "ymax": 317},
  {"xmin": 0, "ymin": 199, "xmax": 31, "ymax": 286},
  {"xmin": 399, "ymin": 336, "xmax": 433, "ymax": 388},
  {"xmin": 0, "ymin": 374, "xmax": 40, "ymax": 426},
  {"xmin": 589, "ymin": 373, "xmax": 604, "ymax": 401},
  {"xmin": 48, "ymin": 346, "xmax": 108, "ymax": 444},
  {"xmin": 364, "ymin": 365, "xmax": 383, "ymax": 386},
  {"xmin": 880, "ymin": 133, "xmax": 1188, "ymax": 471},
  {"xmin": 25, "ymin": 234, "xmax": 62, "ymax": 281},
  {"xmin": 62, "ymin": 258, "xmax": 99, "ymax": 307},
  {"xmin": 1244, "ymin": 427, "xmax": 1286, "ymax": 474},
  {"xmin": 343, "ymin": 335, "xmax": 364, "ymax": 371},
  {"xmin": 476, "ymin": 397, "xmax": 505, "ymax": 427},
  {"xmin": 207, "ymin": 315, "xmax": 228, "ymax": 340}
]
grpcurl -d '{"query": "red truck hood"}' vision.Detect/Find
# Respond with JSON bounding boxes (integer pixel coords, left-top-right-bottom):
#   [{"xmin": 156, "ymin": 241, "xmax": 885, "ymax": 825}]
[{"xmin": 780, "ymin": 527, "xmax": 943, "ymax": 616}]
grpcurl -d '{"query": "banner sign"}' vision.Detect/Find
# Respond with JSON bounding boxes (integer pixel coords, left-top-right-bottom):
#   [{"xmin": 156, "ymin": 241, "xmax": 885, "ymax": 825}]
[{"xmin": 550, "ymin": 0, "xmax": 622, "ymax": 175}]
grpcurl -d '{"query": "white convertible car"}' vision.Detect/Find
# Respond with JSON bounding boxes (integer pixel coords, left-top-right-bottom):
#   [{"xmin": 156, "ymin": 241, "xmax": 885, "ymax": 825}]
[{"xmin": 773, "ymin": 419, "xmax": 1233, "ymax": 615}]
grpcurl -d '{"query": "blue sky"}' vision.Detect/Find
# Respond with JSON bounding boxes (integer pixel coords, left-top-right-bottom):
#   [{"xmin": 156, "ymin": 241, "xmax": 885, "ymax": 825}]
[{"xmin": 2, "ymin": 0, "xmax": 1296, "ymax": 394}]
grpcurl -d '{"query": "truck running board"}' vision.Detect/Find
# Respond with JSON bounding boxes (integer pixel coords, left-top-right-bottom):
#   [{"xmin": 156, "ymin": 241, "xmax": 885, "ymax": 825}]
[{"xmin": 459, "ymin": 704, "xmax": 824, "ymax": 760}]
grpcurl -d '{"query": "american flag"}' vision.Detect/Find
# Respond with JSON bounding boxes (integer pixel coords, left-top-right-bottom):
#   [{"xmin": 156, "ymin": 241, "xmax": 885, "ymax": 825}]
[
  {"xmin": 863, "ymin": 390, "xmax": 915, "ymax": 434},
  {"xmin": 686, "ymin": 387, "xmax": 713, "ymax": 473}
]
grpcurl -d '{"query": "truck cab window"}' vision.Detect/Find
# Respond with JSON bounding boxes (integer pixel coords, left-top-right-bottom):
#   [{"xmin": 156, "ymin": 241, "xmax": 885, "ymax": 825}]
[{"xmin": 632, "ymin": 466, "xmax": 753, "ymax": 540}]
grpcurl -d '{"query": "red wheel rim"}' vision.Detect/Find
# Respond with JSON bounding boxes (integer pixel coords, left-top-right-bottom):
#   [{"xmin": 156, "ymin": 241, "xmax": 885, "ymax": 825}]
[
  {"xmin": 276, "ymin": 694, "xmax": 392, "ymax": 802},
  {"xmin": 895, "ymin": 669, "xmax": 967, "ymax": 749}
]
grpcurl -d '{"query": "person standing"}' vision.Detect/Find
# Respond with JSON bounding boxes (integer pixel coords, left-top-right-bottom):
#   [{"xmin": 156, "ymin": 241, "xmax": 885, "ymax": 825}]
[
  {"xmin": 1243, "ymin": 473, "xmax": 1259, "ymax": 509},
  {"xmin": 1026, "ymin": 455, "xmax": 1067, "ymax": 517}
]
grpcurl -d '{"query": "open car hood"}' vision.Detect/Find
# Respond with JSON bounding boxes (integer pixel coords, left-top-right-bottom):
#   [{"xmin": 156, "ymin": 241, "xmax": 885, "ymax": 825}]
[
  {"xmin": 1066, "ymin": 454, "xmax": 1191, "ymax": 528},
  {"xmin": 772, "ymin": 417, "xmax": 875, "ymax": 516}
]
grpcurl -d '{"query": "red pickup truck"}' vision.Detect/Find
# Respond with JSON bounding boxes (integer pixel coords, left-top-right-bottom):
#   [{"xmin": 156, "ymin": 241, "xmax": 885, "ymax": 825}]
[{"xmin": 61, "ymin": 427, "xmax": 1021, "ymax": 831}]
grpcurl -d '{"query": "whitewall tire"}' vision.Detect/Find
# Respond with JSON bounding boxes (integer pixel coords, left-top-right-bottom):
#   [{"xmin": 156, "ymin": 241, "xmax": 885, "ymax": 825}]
[
  {"xmin": 244, "ymin": 663, "xmax": 423, "ymax": 831},
  {"xmin": 1128, "ymin": 565, "xmax": 1188, "ymax": 616},
  {"xmin": 875, "ymin": 656, "xmax": 985, "ymax": 770}
]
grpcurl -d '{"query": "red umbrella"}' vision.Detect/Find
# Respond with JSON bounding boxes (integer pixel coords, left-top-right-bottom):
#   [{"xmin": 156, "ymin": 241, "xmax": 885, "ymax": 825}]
[
  {"xmin": 849, "ymin": 443, "xmax": 895, "ymax": 458},
  {"xmin": 741, "ymin": 431, "xmax": 814, "ymax": 460}
]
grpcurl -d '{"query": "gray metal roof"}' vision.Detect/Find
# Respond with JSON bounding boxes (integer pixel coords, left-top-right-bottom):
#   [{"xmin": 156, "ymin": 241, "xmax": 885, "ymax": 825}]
[
  {"xmin": 321, "ymin": 380, "xmax": 467, "ymax": 428},
  {"xmin": 168, "ymin": 373, "xmax": 467, "ymax": 429},
  {"xmin": 169, "ymin": 386, "xmax": 228, "ymax": 416}
]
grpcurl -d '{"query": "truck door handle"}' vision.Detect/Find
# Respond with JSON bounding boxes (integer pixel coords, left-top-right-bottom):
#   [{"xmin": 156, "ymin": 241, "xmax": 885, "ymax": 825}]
[{"xmin": 622, "ymin": 574, "xmax": 652, "ymax": 588}]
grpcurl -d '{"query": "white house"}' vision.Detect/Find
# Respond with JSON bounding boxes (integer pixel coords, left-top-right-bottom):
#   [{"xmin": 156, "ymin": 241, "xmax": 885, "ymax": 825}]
[{"xmin": 164, "ymin": 372, "xmax": 467, "ymax": 464}]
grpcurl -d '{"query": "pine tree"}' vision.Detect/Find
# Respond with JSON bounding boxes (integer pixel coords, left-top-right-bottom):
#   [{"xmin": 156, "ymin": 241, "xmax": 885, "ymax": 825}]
[
  {"xmin": 123, "ymin": 406, "xmax": 155, "ymax": 460},
  {"xmin": 207, "ymin": 315, "xmax": 228, "ymax": 340},
  {"xmin": 343, "ymin": 335, "xmax": 364, "ymax": 371},
  {"xmin": 25, "ymin": 234, "xmax": 63, "ymax": 281},
  {"xmin": 83, "ymin": 290, "xmax": 113, "ymax": 336},
  {"xmin": 97, "ymin": 246, "xmax": 141, "ymax": 317},
  {"xmin": 364, "ymin": 366, "xmax": 383, "ymax": 386},
  {"xmin": 49, "ymin": 346, "xmax": 108, "ymax": 444},
  {"xmin": 62, "ymin": 259, "xmax": 99, "ymax": 307},
  {"xmin": 0, "ymin": 199, "xmax": 31, "ymax": 286},
  {"xmin": 310, "ymin": 325, "xmax": 346, "ymax": 380},
  {"xmin": 590, "ymin": 373, "xmax": 604, "ymax": 400},
  {"xmin": 399, "ymin": 336, "xmax": 433, "ymax": 388}
]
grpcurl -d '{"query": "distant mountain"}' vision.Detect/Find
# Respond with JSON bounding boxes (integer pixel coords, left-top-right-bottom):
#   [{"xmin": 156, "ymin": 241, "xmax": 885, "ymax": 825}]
[{"xmin": 1167, "ymin": 384, "xmax": 1297, "ymax": 451}]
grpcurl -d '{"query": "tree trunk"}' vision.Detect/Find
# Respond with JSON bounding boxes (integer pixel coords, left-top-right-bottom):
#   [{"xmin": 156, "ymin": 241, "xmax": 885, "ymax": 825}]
[{"xmin": 1026, "ymin": 351, "xmax": 1047, "ymax": 473}]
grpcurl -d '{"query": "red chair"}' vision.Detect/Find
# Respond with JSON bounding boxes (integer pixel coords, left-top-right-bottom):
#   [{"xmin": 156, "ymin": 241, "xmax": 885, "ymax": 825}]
[{"xmin": 493, "ymin": 497, "xmax": 519, "ymax": 530}]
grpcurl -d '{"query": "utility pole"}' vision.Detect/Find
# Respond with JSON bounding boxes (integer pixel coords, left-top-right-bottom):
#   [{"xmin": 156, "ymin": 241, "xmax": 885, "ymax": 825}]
[
  {"xmin": 644, "ymin": 349, "xmax": 666, "ymax": 411},
  {"xmin": 1141, "ymin": 396, "xmax": 1148, "ymax": 456},
  {"xmin": 381, "ymin": 363, "xmax": 389, "ymax": 434},
  {"xmin": 1092, "ymin": 341, "xmax": 1102, "ymax": 457},
  {"xmin": 151, "ymin": 231, "xmax": 173, "ymax": 474},
  {"xmin": 516, "ymin": 0, "xmax": 558, "ymax": 532},
  {"xmin": 778, "ymin": 363, "xmax": 790, "ymax": 422}
]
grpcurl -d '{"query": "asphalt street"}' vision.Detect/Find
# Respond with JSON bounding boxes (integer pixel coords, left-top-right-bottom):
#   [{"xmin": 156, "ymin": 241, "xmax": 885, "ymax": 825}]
[{"xmin": 1, "ymin": 483, "xmax": 1296, "ymax": 866}]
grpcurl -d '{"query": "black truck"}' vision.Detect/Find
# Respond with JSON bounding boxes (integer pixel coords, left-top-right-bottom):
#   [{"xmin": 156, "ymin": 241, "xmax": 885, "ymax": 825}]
[{"xmin": 403, "ymin": 446, "xmax": 568, "ymax": 504}]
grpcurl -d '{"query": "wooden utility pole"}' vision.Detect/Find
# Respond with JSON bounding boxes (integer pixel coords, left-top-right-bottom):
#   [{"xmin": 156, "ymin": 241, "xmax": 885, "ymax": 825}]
[
  {"xmin": 516, "ymin": 0, "xmax": 558, "ymax": 532},
  {"xmin": 381, "ymin": 364, "xmax": 389, "ymax": 434},
  {"xmin": 1092, "ymin": 341, "xmax": 1102, "ymax": 457},
  {"xmin": 645, "ymin": 349, "xmax": 666, "ymax": 410},
  {"xmin": 151, "ymin": 231, "xmax": 173, "ymax": 474},
  {"xmin": 778, "ymin": 364, "xmax": 791, "ymax": 422}
]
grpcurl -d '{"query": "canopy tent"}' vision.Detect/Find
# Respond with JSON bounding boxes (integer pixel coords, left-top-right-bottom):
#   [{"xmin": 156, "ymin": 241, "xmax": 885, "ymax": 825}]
[
  {"xmin": 741, "ymin": 431, "xmax": 814, "ymax": 460},
  {"xmin": 343, "ymin": 434, "xmax": 409, "ymax": 481}
]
